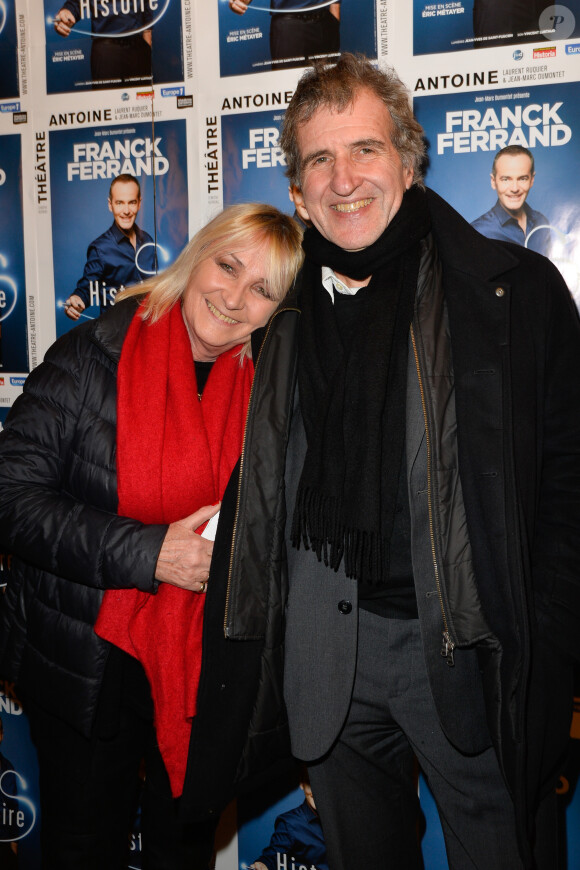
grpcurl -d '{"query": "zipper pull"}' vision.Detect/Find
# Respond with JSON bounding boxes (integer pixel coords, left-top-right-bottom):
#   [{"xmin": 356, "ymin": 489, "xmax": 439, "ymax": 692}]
[{"xmin": 441, "ymin": 630, "xmax": 455, "ymax": 667}]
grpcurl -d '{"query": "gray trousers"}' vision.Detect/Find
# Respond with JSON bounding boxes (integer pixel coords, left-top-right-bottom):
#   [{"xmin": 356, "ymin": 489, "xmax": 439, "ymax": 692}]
[{"xmin": 307, "ymin": 610, "xmax": 523, "ymax": 870}]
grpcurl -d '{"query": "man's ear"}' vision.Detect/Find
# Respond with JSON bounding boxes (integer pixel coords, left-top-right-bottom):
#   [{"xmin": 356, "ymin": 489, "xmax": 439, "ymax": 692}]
[
  {"xmin": 490, "ymin": 173, "xmax": 497, "ymax": 191},
  {"xmin": 108, "ymin": 197, "xmax": 113, "ymax": 213},
  {"xmin": 290, "ymin": 184, "xmax": 310, "ymax": 224}
]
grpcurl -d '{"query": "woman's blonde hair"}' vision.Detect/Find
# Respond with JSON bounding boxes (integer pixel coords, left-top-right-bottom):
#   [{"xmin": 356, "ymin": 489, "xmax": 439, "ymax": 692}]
[{"xmin": 118, "ymin": 203, "xmax": 304, "ymax": 326}]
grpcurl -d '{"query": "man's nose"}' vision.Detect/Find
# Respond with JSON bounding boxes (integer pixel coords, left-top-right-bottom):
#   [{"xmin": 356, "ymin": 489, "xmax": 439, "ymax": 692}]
[{"xmin": 330, "ymin": 155, "xmax": 360, "ymax": 195}]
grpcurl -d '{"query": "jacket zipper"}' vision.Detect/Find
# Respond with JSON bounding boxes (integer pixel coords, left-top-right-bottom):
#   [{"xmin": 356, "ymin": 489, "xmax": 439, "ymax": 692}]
[
  {"xmin": 410, "ymin": 324, "xmax": 455, "ymax": 667},
  {"xmin": 223, "ymin": 306, "xmax": 298, "ymax": 635}
]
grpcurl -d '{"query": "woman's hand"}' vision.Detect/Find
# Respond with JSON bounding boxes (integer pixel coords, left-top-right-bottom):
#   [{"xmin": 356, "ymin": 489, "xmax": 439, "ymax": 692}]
[{"xmin": 155, "ymin": 504, "xmax": 219, "ymax": 592}]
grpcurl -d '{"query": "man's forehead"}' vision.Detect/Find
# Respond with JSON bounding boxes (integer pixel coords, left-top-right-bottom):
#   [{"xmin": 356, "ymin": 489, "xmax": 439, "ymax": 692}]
[
  {"xmin": 110, "ymin": 181, "xmax": 140, "ymax": 200},
  {"xmin": 296, "ymin": 92, "xmax": 393, "ymax": 147},
  {"xmin": 494, "ymin": 155, "xmax": 533, "ymax": 175}
]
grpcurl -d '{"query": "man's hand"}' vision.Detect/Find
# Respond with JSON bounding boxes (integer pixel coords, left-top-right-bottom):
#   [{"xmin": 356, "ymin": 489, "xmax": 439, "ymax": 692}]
[
  {"xmin": 54, "ymin": 7, "xmax": 76, "ymax": 37},
  {"xmin": 229, "ymin": 0, "xmax": 252, "ymax": 14},
  {"xmin": 249, "ymin": 863, "xmax": 268, "ymax": 870},
  {"xmin": 64, "ymin": 294, "xmax": 86, "ymax": 321},
  {"xmin": 155, "ymin": 504, "xmax": 219, "ymax": 593}
]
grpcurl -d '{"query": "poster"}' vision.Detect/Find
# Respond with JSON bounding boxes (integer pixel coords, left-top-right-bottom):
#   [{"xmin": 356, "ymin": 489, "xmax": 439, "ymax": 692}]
[
  {"xmin": 218, "ymin": 0, "xmax": 376, "ymax": 77},
  {"xmin": 413, "ymin": 0, "xmax": 580, "ymax": 54},
  {"xmin": 222, "ymin": 107, "xmax": 292, "ymax": 213},
  {"xmin": 0, "ymin": 683, "xmax": 41, "ymax": 870},
  {"xmin": 237, "ymin": 771, "xmax": 327, "ymax": 870},
  {"xmin": 0, "ymin": 0, "xmax": 19, "ymax": 101},
  {"xmin": 49, "ymin": 117, "xmax": 189, "ymax": 336},
  {"xmin": 0, "ymin": 133, "xmax": 28, "ymax": 376},
  {"xmin": 414, "ymin": 79, "xmax": 580, "ymax": 307},
  {"xmin": 44, "ymin": 0, "xmax": 184, "ymax": 94}
]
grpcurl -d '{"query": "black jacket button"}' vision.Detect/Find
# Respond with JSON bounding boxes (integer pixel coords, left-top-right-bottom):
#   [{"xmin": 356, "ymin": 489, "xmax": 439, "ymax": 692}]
[{"xmin": 338, "ymin": 600, "xmax": 352, "ymax": 614}]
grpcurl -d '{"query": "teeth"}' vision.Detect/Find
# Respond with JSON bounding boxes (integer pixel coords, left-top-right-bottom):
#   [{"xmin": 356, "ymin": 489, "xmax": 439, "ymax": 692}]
[
  {"xmin": 332, "ymin": 198, "xmax": 373, "ymax": 213},
  {"xmin": 206, "ymin": 299, "xmax": 238, "ymax": 324}
]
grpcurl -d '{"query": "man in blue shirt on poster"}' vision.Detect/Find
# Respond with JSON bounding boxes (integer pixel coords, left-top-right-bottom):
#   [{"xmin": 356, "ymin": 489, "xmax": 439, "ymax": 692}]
[
  {"xmin": 53, "ymin": 0, "xmax": 153, "ymax": 89},
  {"xmin": 250, "ymin": 774, "xmax": 328, "ymax": 870},
  {"xmin": 229, "ymin": 0, "xmax": 340, "ymax": 70},
  {"xmin": 65, "ymin": 174, "xmax": 156, "ymax": 321},
  {"xmin": 471, "ymin": 146, "xmax": 553, "ymax": 256}
]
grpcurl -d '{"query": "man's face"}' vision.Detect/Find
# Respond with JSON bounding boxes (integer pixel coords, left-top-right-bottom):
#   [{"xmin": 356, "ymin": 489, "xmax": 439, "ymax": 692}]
[
  {"xmin": 491, "ymin": 153, "xmax": 535, "ymax": 216},
  {"xmin": 290, "ymin": 89, "xmax": 414, "ymax": 252},
  {"xmin": 108, "ymin": 180, "xmax": 141, "ymax": 233}
]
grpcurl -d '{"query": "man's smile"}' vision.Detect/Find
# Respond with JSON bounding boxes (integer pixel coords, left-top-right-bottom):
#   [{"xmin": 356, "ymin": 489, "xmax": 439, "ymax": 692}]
[{"xmin": 331, "ymin": 198, "xmax": 374, "ymax": 214}]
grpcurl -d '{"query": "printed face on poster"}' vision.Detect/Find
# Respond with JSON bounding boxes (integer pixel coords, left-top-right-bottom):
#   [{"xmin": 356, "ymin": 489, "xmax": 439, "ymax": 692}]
[
  {"xmin": 49, "ymin": 117, "xmax": 189, "ymax": 337},
  {"xmin": 44, "ymin": 0, "xmax": 183, "ymax": 93},
  {"xmin": 217, "ymin": 0, "xmax": 376, "ymax": 77},
  {"xmin": 0, "ymin": 134, "xmax": 28, "ymax": 374},
  {"xmin": 415, "ymin": 80, "xmax": 580, "ymax": 307},
  {"xmin": 0, "ymin": 0, "xmax": 19, "ymax": 100},
  {"xmin": 413, "ymin": 0, "xmax": 580, "ymax": 54}
]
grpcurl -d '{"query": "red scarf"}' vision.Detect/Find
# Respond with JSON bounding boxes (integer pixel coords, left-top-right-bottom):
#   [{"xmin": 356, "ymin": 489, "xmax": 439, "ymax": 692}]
[{"xmin": 95, "ymin": 301, "xmax": 253, "ymax": 797}]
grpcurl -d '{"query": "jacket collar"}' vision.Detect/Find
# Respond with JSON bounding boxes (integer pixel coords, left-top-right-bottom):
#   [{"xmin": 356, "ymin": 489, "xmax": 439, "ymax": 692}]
[
  {"xmin": 425, "ymin": 187, "xmax": 520, "ymax": 281},
  {"xmin": 89, "ymin": 297, "xmax": 140, "ymax": 363},
  {"xmin": 109, "ymin": 221, "xmax": 146, "ymax": 246}
]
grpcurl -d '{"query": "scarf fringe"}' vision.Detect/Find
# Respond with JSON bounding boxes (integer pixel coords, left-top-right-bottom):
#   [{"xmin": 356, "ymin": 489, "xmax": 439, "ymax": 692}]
[{"xmin": 291, "ymin": 486, "xmax": 389, "ymax": 584}]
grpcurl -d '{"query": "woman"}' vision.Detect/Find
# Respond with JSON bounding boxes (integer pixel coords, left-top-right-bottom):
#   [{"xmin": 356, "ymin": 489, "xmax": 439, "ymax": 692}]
[{"xmin": 0, "ymin": 203, "xmax": 303, "ymax": 869}]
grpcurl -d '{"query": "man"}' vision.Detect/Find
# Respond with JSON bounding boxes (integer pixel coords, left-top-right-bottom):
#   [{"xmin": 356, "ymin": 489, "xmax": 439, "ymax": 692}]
[
  {"xmin": 54, "ymin": 0, "xmax": 153, "ymax": 90},
  {"xmin": 278, "ymin": 53, "xmax": 580, "ymax": 869},
  {"xmin": 471, "ymin": 146, "xmax": 552, "ymax": 256},
  {"xmin": 65, "ymin": 174, "xmax": 156, "ymax": 321},
  {"xmin": 250, "ymin": 772, "xmax": 328, "ymax": 870},
  {"xmin": 228, "ymin": 0, "xmax": 340, "ymax": 70}
]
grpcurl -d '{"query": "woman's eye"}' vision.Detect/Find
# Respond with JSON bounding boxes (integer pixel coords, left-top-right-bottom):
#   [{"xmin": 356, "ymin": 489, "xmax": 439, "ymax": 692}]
[
  {"xmin": 255, "ymin": 286, "xmax": 273, "ymax": 299},
  {"xmin": 219, "ymin": 262, "xmax": 235, "ymax": 274}
]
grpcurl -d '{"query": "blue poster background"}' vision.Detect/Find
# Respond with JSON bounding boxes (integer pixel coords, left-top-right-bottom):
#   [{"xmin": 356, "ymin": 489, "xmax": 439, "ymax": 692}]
[
  {"xmin": 218, "ymin": 0, "xmax": 376, "ymax": 78},
  {"xmin": 413, "ymin": 0, "xmax": 580, "ymax": 55},
  {"xmin": 0, "ymin": 134, "xmax": 28, "ymax": 373},
  {"xmin": 0, "ymin": 686, "xmax": 41, "ymax": 870},
  {"xmin": 414, "ymin": 81, "xmax": 580, "ymax": 307},
  {"xmin": 44, "ymin": 0, "xmax": 183, "ymax": 94},
  {"xmin": 0, "ymin": 0, "xmax": 19, "ymax": 100},
  {"xmin": 222, "ymin": 108, "xmax": 293, "ymax": 214},
  {"xmin": 49, "ymin": 117, "xmax": 189, "ymax": 337}
]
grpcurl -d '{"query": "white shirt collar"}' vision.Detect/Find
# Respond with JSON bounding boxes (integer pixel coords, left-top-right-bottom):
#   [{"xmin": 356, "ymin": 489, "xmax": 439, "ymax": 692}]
[{"xmin": 321, "ymin": 266, "xmax": 364, "ymax": 302}]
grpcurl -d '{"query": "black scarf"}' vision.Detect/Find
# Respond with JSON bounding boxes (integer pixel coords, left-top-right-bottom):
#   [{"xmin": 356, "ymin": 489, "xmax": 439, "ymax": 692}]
[{"xmin": 291, "ymin": 186, "xmax": 431, "ymax": 584}]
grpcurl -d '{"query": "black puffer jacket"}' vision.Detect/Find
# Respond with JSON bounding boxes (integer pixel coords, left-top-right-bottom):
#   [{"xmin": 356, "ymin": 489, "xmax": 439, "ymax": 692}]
[{"xmin": 0, "ymin": 297, "xmax": 299, "ymax": 817}]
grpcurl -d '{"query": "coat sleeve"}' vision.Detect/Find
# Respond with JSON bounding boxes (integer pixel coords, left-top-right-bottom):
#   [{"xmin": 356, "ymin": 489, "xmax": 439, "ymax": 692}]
[
  {"xmin": 531, "ymin": 259, "xmax": 580, "ymax": 663},
  {"xmin": 0, "ymin": 329, "xmax": 166, "ymax": 593}
]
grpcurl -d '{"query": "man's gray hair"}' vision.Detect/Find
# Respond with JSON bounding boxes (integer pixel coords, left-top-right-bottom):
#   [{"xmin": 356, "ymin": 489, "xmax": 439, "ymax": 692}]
[{"xmin": 280, "ymin": 53, "xmax": 427, "ymax": 189}]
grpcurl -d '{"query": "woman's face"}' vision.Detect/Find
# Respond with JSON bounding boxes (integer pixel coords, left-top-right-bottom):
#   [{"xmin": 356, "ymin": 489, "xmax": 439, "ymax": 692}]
[{"xmin": 182, "ymin": 238, "xmax": 279, "ymax": 361}]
